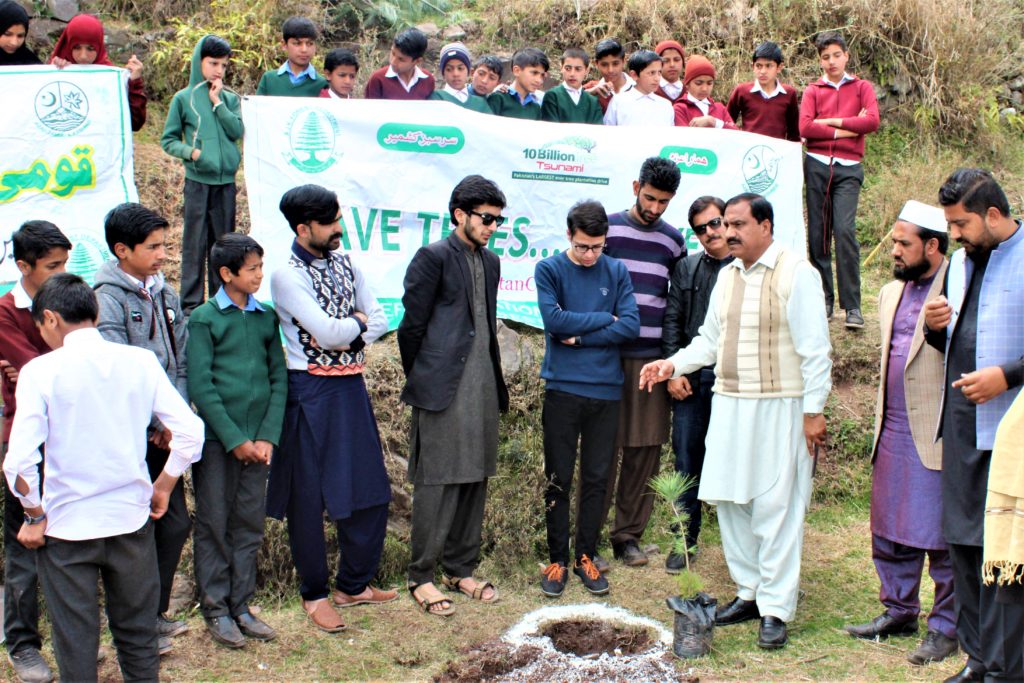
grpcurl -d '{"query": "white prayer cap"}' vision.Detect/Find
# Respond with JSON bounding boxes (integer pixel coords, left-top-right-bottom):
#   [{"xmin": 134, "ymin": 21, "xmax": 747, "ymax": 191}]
[{"xmin": 898, "ymin": 200, "xmax": 947, "ymax": 233}]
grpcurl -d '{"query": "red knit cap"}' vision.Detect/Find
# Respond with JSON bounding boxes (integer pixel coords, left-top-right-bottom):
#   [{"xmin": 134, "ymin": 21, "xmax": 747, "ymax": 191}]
[
  {"xmin": 655, "ymin": 40, "xmax": 685, "ymax": 58},
  {"xmin": 684, "ymin": 55, "xmax": 716, "ymax": 84}
]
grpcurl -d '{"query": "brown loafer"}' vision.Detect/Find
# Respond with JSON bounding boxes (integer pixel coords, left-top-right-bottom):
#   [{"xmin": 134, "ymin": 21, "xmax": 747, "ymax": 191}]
[
  {"xmin": 332, "ymin": 586, "xmax": 399, "ymax": 608},
  {"xmin": 302, "ymin": 598, "xmax": 346, "ymax": 633}
]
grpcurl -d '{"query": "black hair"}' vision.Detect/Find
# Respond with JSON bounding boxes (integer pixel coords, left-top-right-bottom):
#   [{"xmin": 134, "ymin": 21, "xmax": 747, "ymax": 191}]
[
  {"xmin": 394, "ymin": 28, "xmax": 428, "ymax": 60},
  {"xmin": 566, "ymin": 200, "xmax": 608, "ymax": 237},
  {"xmin": 279, "ymin": 184, "xmax": 340, "ymax": 232},
  {"xmin": 31, "ymin": 273, "xmax": 97, "ymax": 325},
  {"xmin": 687, "ymin": 196, "xmax": 726, "ymax": 228},
  {"xmin": 282, "ymin": 16, "xmax": 318, "ymax": 42},
  {"xmin": 103, "ymin": 203, "xmax": 169, "ymax": 254},
  {"xmin": 594, "ymin": 38, "xmax": 624, "ymax": 61},
  {"xmin": 627, "ymin": 49, "xmax": 661, "ymax": 76},
  {"xmin": 448, "ymin": 175, "xmax": 507, "ymax": 226},
  {"xmin": 637, "ymin": 157, "xmax": 681, "ymax": 194},
  {"xmin": 472, "ymin": 55, "xmax": 503, "ymax": 78},
  {"xmin": 726, "ymin": 193, "xmax": 774, "ymax": 233},
  {"xmin": 211, "ymin": 232, "xmax": 265, "ymax": 276},
  {"xmin": 814, "ymin": 31, "xmax": 847, "ymax": 55},
  {"xmin": 938, "ymin": 168, "xmax": 1011, "ymax": 218},
  {"xmin": 916, "ymin": 226, "xmax": 949, "ymax": 255},
  {"xmin": 200, "ymin": 35, "xmax": 232, "ymax": 60},
  {"xmin": 562, "ymin": 47, "xmax": 589, "ymax": 67},
  {"xmin": 512, "ymin": 47, "xmax": 549, "ymax": 72},
  {"xmin": 752, "ymin": 41, "xmax": 784, "ymax": 64},
  {"xmin": 324, "ymin": 47, "xmax": 358, "ymax": 73},
  {"xmin": 12, "ymin": 220, "xmax": 72, "ymax": 266}
]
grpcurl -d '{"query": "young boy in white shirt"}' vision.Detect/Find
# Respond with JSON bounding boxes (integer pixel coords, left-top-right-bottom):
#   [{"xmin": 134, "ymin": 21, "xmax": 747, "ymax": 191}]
[{"xmin": 603, "ymin": 50, "xmax": 673, "ymax": 127}]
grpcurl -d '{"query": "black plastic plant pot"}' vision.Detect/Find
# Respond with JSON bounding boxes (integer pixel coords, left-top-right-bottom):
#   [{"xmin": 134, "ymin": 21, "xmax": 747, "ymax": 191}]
[{"xmin": 666, "ymin": 592, "xmax": 717, "ymax": 658}]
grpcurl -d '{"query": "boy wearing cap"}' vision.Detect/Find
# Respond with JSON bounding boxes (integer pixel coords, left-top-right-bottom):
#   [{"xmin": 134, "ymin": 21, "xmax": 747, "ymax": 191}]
[
  {"xmin": 843, "ymin": 200, "xmax": 957, "ymax": 666},
  {"xmin": 603, "ymin": 50, "xmax": 673, "ymax": 127},
  {"xmin": 673, "ymin": 55, "xmax": 737, "ymax": 128},
  {"xmin": 541, "ymin": 48, "xmax": 603, "ymax": 124},
  {"xmin": 726, "ymin": 42, "xmax": 800, "ymax": 141},
  {"xmin": 430, "ymin": 42, "xmax": 491, "ymax": 114},
  {"xmin": 654, "ymin": 40, "xmax": 686, "ymax": 103}
]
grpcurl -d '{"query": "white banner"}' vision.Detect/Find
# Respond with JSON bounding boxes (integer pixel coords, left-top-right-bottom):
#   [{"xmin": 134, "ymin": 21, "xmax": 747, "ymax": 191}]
[
  {"xmin": 243, "ymin": 97, "xmax": 805, "ymax": 329},
  {"xmin": 0, "ymin": 66, "xmax": 137, "ymax": 289}
]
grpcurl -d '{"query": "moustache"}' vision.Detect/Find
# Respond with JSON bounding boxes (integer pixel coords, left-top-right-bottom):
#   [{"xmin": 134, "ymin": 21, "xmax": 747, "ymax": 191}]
[
  {"xmin": 726, "ymin": 238, "xmax": 742, "ymax": 245},
  {"xmin": 330, "ymin": 233, "xmax": 343, "ymax": 241}
]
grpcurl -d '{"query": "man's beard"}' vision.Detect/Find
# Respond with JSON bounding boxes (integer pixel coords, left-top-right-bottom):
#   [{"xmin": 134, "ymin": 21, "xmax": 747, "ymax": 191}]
[{"xmin": 893, "ymin": 257, "xmax": 930, "ymax": 282}]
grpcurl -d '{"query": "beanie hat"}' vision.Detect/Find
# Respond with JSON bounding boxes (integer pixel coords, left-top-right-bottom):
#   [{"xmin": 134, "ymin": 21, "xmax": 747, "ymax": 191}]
[
  {"xmin": 684, "ymin": 55, "xmax": 716, "ymax": 85},
  {"xmin": 439, "ymin": 42, "xmax": 471, "ymax": 72},
  {"xmin": 655, "ymin": 40, "xmax": 685, "ymax": 58}
]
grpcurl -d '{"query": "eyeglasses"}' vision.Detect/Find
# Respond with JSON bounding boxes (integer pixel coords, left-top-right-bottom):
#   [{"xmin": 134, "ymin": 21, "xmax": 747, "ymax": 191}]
[
  {"xmin": 571, "ymin": 242, "xmax": 606, "ymax": 255},
  {"xmin": 468, "ymin": 210, "xmax": 507, "ymax": 227},
  {"xmin": 691, "ymin": 216, "xmax": 723, "ymax": 236}
]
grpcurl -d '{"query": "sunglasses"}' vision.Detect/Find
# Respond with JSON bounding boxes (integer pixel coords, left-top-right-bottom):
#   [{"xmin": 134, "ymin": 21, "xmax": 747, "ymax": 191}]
[
  {"xmin": 469, "ymin": 210, "xmax": 507, "ymax": 227},
  {"xmin": 692, "ymin": 216, "xmax": 723, "ymax": 235}
]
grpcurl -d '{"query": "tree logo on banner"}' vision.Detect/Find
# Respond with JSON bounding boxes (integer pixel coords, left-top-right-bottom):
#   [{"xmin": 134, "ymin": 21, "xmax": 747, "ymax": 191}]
[
  {"xmin": 742, "ymin": 145, "xmax": 781, "ymax": 195},
  {"xmin": 285, "ymin": 107, "xmax": 339, "ymax": 174},
  {"xmin": 34, "ymin": 81, "xmax": 90, "ymax": 136},
  {"xmin": 64, "ymin": 231, "xmax": 110, "ymax": 285}
]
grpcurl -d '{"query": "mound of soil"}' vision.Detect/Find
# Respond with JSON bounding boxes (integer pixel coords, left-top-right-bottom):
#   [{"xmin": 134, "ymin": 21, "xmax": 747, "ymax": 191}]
[
  {"xmin": 541, "ymin": 618, "xmax": 653, "ymax": 657},
  {"xmin": 435, "ymin": 642, "xmax": 542, "ymax": 682}
]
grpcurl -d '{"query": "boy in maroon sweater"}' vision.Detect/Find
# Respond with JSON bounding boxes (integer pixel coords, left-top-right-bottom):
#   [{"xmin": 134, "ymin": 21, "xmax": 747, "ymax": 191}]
[
  {"xmin": 672, "ymin": 55, "xmax": 737, "ymax": 129},
  {"xmin": 726, "ymin": 42, "xmax": 800, "ymax": 141},
  {"xmin": 364, "ymin": 27, "xmax": 435, "ymax": 100},
  {"xmin": 0, "ymin": 220, "xmax": 70, "ymax": 683},
  {"xmin": 799, "ymin": 31, "xmax": 879, "ymax": 330}
]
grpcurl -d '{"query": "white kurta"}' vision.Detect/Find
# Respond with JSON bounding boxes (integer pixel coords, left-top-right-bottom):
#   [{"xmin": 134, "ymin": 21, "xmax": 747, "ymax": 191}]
[{"xmin": 667, "ymin": 242, "xmax": 832, "ymax": 505}]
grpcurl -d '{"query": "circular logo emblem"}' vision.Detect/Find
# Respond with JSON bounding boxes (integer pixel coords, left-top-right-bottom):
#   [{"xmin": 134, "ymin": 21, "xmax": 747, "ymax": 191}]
[
  {"xmin": 65, "ymin": 232, "xmax": 110, "ymax": 286},
  {"xmin": 35, "ymin": 81, "xmax": 90, "ymax": 135},
  {"xmin": 286, "ymin": 108, "xmax": 338, "ymax": 174},
  {"xmin": 742, "ymin": 145, "xmax": 781, "ymax": 194}
]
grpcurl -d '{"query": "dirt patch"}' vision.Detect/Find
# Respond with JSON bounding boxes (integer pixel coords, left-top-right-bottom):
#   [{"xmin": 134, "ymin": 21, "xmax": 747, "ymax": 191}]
[
  {"xmin": 541, "ymin": 618, "xmax": 652, "ymax": 657},
  {"xmin": 434, "ymin": 642, "xmax": 542, "ymax": 682}
]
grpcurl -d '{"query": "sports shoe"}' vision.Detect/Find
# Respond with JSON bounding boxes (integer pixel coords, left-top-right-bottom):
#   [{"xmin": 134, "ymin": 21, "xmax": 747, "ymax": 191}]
[
  {"xmin": 540, "ymin": 562, "xmax": 567, "ymax": 598},
  {"xmin": 7, "ymin": 647, "xmax": 53, "ymax": 683},
  {"xmin": 845, "ymin": 309, "xmax": 865, "ymax": 329},
  {"xmin": 574, "ymin": 555, "xmax": 610, "ymax": 595},
  {"xmin": 908, "ymin": 630, "xmax": 958, "ymax": 665},
  {"xmin": 157, "ymin": 613, "xmax": 189, "ymax": 638}
]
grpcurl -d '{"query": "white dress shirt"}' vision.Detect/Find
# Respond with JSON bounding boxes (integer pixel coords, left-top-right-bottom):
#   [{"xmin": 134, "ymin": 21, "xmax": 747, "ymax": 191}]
[
  {"xmin": 4, "ymin": 327, "xmax": 204, "ymax": 541},
  {"xmin": 685, "ymin": 92, "xmax": 725, "ymax": 129},
  {"xmin": 604, "ymin": 86, "xmax": 674, "ymax": 127},
  {"xmin": 660, "ymin": 79, "xmax": 683, "ymax": 100},
  {"xmin": 563, "ymin": 84, "xmax": 583, "ymax": 105},
  {"xmin": 443, "ymin": 83, "xmax": 470, "ymax": 103},
  {"xmin": 385, "ymin": 65, "xmax": 430, "ymax": 93},
  {"xmin": 751, "ymin": 79, "xmax": 787, "ymax": 99}
]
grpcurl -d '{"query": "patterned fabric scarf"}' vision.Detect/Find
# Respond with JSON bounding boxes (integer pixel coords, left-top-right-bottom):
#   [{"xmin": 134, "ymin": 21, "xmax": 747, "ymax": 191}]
[{"xmin": 983, "ymin": 390, "xmax": 1024, "ymax": 585}]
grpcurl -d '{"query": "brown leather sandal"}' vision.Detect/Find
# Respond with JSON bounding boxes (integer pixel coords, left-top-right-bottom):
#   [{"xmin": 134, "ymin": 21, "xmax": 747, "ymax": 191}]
[
  {"xmin": 442, "ymin": 575, "xmax": 499, "ymax": 603},
  {"xmin": 408, "ymin": 582, "xmax": 455, "ymax": 617}
]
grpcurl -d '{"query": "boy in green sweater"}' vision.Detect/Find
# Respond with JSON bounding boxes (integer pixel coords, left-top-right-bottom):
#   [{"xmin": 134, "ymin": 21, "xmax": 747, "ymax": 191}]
[
  {"xmin": 160, "ymin": 35, "xmax": 242, "ymax": 313},
  {"xmin": 187, "ymin": 232, "xmax": 287, "ymax": 649},
  {"xmin": 255, "ymin": 16, "xmax": 327, "ymax": 97},
  {"xmin": 488, "ymin": 47, "xmax": 548, "ymax": 120},
  {"xmin": 430, "ymin": 42, "xmax": 491, "ymax": 114},
  {"xmin": 541, "ymin": 48, "xmax": 603, "ymax": 124}
]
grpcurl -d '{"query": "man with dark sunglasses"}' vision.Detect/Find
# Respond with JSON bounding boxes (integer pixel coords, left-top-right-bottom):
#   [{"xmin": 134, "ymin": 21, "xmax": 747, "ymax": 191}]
[
  {"xmin": 661, "ymin": 195, "xmax": 733, "ymax": 573},
  {"xmin": 398, "ymin": 175, "xmax": 510, "ymax": 616}
]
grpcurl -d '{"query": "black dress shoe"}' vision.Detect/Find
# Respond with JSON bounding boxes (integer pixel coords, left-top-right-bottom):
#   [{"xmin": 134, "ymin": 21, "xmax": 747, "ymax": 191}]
[
  {"xmin": 758, "ymin": 616, "xmax": 788, "ymax": 649},
  {"xmin": 236, "ymin": 611, "xmax": 277, "ymax": 641},
  {"xmin": 715, "ymin": 596, "xmax": 760, "ymax": 625},
  {"xmin": 844, "ymin": 612, "xmax": 918, "ymax": 639},
  {"xmin": 942, "ymin": 664, "xmax": 984, "ymax": 682},
  {"xmin": 205, "ymin": 615, "xmax": 246, "ymax": 648},
  {"xmin": 612, "ymin": 540, "xmax": 649, "ymax": 567}
]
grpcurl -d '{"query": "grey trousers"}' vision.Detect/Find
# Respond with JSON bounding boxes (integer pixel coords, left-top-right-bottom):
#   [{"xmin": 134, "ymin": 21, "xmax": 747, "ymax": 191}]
[
  {"xmin": 408, "ymin": 480, "xmax": 487, "ymax": 586},
  {"xmin": 36, "ymin": 522, "xmax": 160, "ymax": 682},
  {"xmin": 805, "ymin": 155, "xmax": 863, "ymax": 311},
  {"xmin": 192, "ymin": 440, "xmax": 268, "ymax": 619},
  {"xmin": 2, "ymin": 441, "xmax": 42, "ymax": 654},
  {"xmin": 181, "ymin": 178, "xmax": 236, "ymax": 313}
]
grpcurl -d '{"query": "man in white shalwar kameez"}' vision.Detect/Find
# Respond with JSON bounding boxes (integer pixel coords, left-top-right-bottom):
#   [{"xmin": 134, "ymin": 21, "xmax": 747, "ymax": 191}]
[{"xmin": 640, "ymin": 193, "xmax": 832, "ymax": 649}]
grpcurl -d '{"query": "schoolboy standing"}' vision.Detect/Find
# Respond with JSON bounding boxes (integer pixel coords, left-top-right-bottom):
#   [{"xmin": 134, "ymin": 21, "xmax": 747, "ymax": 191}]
[
  {"xmin": 319, "ymin": 48, "xmax": 358, "ymax": 99},
  {"xmin": 536, "ymin": 200, "xmax": 639, "ymax": 599},
  {"xmin": 4, "ymin": 273, "xmax": 204, "ymax": 683},
  {"xmin": 799, "ymin": 31, "xmax": 880, "ymax": 329},
  {"xmin": 726, "ymin": 42, "xmax": 800, "ymax": 141},
  {"xmin": 365, "ymin": 27, "xmax": 435, "ymax": 100},
  {"xmin": 94, "ymin": 203, "xmax": 192, "ymax": 654},
  {"xmin": 488, "ymin": 48, "xmax": 548, "ymax": 120},
  {"xmin": 468, "ymin": 56, "xmax": 503, "ymax": 97},
  {"xmin": 430, "ymin": 42, "xmax": 491, "ymax": 114},
  {"xmin": 187, "ymin": 233, "xmax": 287, "ymax": 648},
  {"xmin": 673, "ymin": 55, "xmax": 737, "ymax": 128},
  {"xmin": 256, "ymin": 16, "xmax": 327, "ymax": 97},
  {"xmin": 583, "ymin": 38, "xmax": 634, "ymax": 113},
  {"xmin": 0, "ymin": 221, "xmax": 70, "ymax": 683},
  {"xmin": 654, "ymin": 40, "xmax": 686, "ymax": 103},
  {"xmin": 269, "ymin": 184, "xmax": 396, "ymax": 634},
  {"xmin": 541, "ymin": 48, "xmax": 603, "ymax": 124},
  {"xmin": 161, "ymin": 35, "xmax": 242, "ymax": 314},
  {"xmin": 603, "ymin": 50, "xmax": 673, "ymax": 127}
]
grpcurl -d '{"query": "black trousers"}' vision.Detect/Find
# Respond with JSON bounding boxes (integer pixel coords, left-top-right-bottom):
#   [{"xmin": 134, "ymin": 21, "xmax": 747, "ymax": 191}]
[
  {"xmin": 948, "ymin": 542, "xmax": 1024, "ymax": 680},
  {"xmin": 181, "ymin": 178, "xmax": 236, "ymax": 313},
  {"xmin": 543, "ymin": 390, "xmax": 619, "ymax": 566},
  {"xmin": 192, "ymin": 440, "xmax": 268, "ymax": 619},
  {"xmin": 1, "ymin": 441, "xmax": 41, "ymax": 654},
  {"xmin": 670, "ymin": 367, "xmax": 715, "ymax": 549},
  {"xmin": 408, "ymin": 480, "xmax": 487, "ymax": 586},
  {"xmin": 36, "ymin": 522, "xmax": 160, "ymax": 682},
  {"xmin": 145, "ymin": 443, "xmax": 192, "ymax": 615},
  {"xmin": 804, "ymin": 155, "xmax": 863, "ymax": 311}
]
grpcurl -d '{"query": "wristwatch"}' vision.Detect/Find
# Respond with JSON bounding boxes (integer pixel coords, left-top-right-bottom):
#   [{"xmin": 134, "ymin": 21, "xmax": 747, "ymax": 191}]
[{"xmin": 23, "ymin": 512, "xmax": 46, "ymax": 525}]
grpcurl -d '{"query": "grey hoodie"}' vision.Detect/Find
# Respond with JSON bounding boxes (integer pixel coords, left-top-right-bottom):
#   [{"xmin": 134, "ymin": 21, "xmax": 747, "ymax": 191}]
[{"xmin": 94, "ymin": 260, "xmax": 188, "ymax": 401}]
